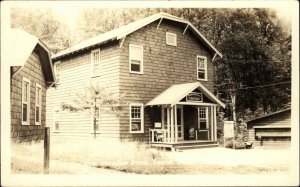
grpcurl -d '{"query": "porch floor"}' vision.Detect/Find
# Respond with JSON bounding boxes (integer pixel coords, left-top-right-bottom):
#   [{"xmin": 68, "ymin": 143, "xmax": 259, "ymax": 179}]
[{"xmin": 150, "ymin": 140, "xmax": 219, "ymax": 151}]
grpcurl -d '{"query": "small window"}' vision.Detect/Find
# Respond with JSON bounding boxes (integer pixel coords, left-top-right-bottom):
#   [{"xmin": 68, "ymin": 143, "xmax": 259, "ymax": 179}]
[
  {"xmin": 91, "ymin": 49, "xmax": 100, "ymax": 77},
  {"xmin": 197, "ymin": 55, "xmax": 207, "ymax": 80},
  {"xmin": 91, "ymin": 106, "xmax": 100, "ymax": 134},
  {"xmin": 22, "ymin": 77, "xmax": 30, "ymax": 125},
  {"xmin": 130, "ymin": 103, "xmax": 144, "ymax": 133},
  {"xmin": 53, "ymin": 109, "xmax": 60, "ymax": 132},
  {"xmin": 54, "ymin": 61, "xmax": 61, "ymax": 84},
  {"xmin": 129, "ymin": 44, "xmax": 143, "ymax": 74},
  {"xmin": 166, "ymin": 32, "xmax": 177, "ymax": 46},
  {"xmin": 35, "ymin": 84, "xmax": 42, "ymax": 125},
  {"xmin": 198, "ymin": 107, "xmax": 208, "ymax": 130}
]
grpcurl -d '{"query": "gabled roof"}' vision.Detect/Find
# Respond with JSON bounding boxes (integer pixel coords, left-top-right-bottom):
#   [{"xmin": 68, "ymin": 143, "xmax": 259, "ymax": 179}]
[
  {"xmin": 246, "ymin": 108, "xmax": 291, "ymax": 123},
  {"xmin": 146, "ymin": 82, "xmax": 226, "ymax": 108},
  {"xmin": 52, "ymin": 12, "xmax": 222, "ymax": 60},
  {"xmin": 4, "ymin": 28, "xmax": 56, "ymax": 87}
]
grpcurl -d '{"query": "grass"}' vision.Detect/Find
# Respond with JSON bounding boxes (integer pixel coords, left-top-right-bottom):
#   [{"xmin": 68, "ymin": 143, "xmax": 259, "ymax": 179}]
[{"xmin": 11, "ymin": 139, "xmax": 290, "ymax": 175}]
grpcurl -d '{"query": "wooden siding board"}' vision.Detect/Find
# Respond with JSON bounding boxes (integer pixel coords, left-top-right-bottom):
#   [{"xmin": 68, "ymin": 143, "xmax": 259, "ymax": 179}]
[{"xmin": 46, "ymin": 43, "xmax": 121, "ymax": 139}]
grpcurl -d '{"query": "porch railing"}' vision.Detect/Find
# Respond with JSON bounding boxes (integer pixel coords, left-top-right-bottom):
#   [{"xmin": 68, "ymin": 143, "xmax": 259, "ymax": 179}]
[{"xmin": 149, "ymin": 129, "xmax": 168, "ymax": 143}]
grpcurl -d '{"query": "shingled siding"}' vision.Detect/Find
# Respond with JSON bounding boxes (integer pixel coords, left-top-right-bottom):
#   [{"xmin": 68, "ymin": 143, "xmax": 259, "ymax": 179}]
[
  {"xmin": 11, "ymin": 51, "xmax": 46, "ymax": 142},
  {"xmin": 118, "ymin": 20, "xmax": 215, "ymax": 140},
  {"xmin": 46, "ymin": 42, "xmax": 121, "ymax": 139}
]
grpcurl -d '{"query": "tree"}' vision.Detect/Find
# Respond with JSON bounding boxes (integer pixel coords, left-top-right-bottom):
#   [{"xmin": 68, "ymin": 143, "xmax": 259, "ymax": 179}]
[
  {"xmin": 11, "ymin": 8, "xmax": 72, "ymax": 54},
  {"xmin": 61, "ymin": 83, "xmax": 125, "ymax": 139}
]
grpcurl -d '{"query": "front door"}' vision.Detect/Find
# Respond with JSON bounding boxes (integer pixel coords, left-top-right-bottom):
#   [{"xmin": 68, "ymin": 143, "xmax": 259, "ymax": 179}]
[{"xmin": 177, "ymin": 105, "xmax": 184, "ymax": 141}]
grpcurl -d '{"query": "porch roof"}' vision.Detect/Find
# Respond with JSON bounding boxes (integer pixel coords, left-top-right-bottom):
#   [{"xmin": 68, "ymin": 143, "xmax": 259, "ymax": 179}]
[{"xmin": 146, "ymin": 82, "xmax": 226, "ymax": 108}]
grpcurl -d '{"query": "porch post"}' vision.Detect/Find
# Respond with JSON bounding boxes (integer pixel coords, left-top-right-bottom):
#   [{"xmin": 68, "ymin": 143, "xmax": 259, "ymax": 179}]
[
  {"xmin": 174, "ymin": 105, "xmax": 178, "ymax": 143},
  {"xmin": 214, "ymin": 106, "xmax": 217, "ymax": 141},
  {"xmin": 210, "ymin": 106, "xmax": 214, "ymax": 141},
  {"xmin": 167, "ymin": 107, "xmax": 170, "ymax": 142},
  {"xmin": 170, "ymin": 106, "xmax": 174, "ymax": 142}
]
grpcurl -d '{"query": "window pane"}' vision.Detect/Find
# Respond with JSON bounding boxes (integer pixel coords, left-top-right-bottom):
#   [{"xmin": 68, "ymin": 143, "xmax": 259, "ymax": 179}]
[
  {"xmin": 36, "ymin": 107, "xmax": 39, "ymax": 122},
  {"xmin": 23, "ymin": 103, "xmax": 27, "ymax": 121},
  {"xmin": 23, "ymin": 82, "xmax": 28, "ymax": 102},
  {"xmin": 130, "ymin": 46, "xmax": 142, "ymax": 60},
  {"xmin": 131, "ymin": 61, "xmax": 140, "ymax": 72},
  {"xmin": 198, "ymin": 71, "xmax": 205, "ymax": 79},
  {"xmin": 200, "ymin": 121, "xmax": 207, "ymax": 129},
  {"xmin": 131, "ymin": 120, "xmax": 141, "ymax": 131},
  {"xmin": 55, "ymin": 122, "xmax": 59, "ymax": 130}
]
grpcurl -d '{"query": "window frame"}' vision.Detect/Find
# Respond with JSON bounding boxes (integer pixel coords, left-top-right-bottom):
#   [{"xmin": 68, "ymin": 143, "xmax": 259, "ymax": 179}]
[
  {"xmin": 129, "ymin": 44, "xmax": 143, "ymax": 74},
  {"xmin": 129, "ymin": 103, "xmax": 144, "ymax": 133},
  {"xmin": 21, "ymin": 77, "xmax": 30, "ymax": 125},
  {"xmin": 53, "ymin": 108, "xmax": 60, "ymax": 133},
  {"xmin": 90, "ymin": 106, "xmax": 100, "ymax": 134},
  {"xmin": 91, "ymin": 49, "xmax": 101, "ymax": 77},
  {"xmin": 196, "ymin": 55, "xmax": 208, "ymax": 81},
  {"xmin": 54, "ymin": 61, "xmax": 61, "ymax": 84},
  {"xmin": 35, "ymin": 83, "xmax": 42, "ymax": 125},
  {"xmin": 166, "ymin": 32, "xmax": 177, "ymax": 46},
  {"xmin": 198, "ymin": 107, "xmax": 208, "ymax": 130}
]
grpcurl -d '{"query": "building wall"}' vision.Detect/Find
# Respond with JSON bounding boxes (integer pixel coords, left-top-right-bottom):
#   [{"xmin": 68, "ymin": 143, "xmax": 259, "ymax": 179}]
[
  {"xmin": 11, "ymin": 51, "xmax": 46, "ymax": 142},
  {"xmin": 118, "ymin": 20, "xmax": 215, "ymax": 140},
  {"xmin": 247, "ymin": 110, "xmax": 291, "ymax": 146},
  {"xmin": 47, "ymin": 42, "xmax": 121, "ymax": 139}
]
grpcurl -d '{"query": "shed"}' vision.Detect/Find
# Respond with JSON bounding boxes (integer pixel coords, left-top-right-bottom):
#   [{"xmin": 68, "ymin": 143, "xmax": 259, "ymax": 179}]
[{"xmin": 246, "ymin": 108, "xmax": 291, "ymax": 147}]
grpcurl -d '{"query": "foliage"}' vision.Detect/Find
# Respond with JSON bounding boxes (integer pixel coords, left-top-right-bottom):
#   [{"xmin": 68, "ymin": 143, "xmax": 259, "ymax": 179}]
[
  {"xmin": 11, "ymin": 7, "xmax": 291, "ymax": 122},
  {"xmin": 11, "ymin": 8, "xmax": 72, "ymax": 54}
]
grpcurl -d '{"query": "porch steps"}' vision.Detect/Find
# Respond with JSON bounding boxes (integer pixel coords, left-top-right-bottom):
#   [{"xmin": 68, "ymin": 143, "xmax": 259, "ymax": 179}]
[{"xmin": 175, "ymin": 143, "xmax": 219, "ymax": 151}]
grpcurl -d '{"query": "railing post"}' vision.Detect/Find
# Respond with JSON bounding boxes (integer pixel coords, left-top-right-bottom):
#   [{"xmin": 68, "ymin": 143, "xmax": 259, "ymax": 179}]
[{"xmin": 44, "ymin": 127, "xmax": 50, "ymax": 174}]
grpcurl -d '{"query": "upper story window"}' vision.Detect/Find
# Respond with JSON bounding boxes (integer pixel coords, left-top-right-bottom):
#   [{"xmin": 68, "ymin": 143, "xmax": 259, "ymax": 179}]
[
  {"xmin": 35, "ymin": 83, "xmax": 42, "ymax": 125},
  {"xmin": 166, "ymin": 32, "xmax": 177, "ymax": 46},
  {"xmin": 197, "ymin": 55, "xmax": 207, "ymax": 81},
  {"xmin": 91, "ymin": 49, "xmax": 100, "ymax": 77},
  {"xmin": 53, "ymin": 108, "xmax": 60, "ymax": 132},
  {"xmin": 129, "ymin": 44, "xmax": 143, "ymax": 74},
  {"xmin": 22, "ymin": 77, "xmax": 30, "ymax": 125},
  {"xmin": 129, "ymin": 103, "xmax": 144, "ymax": 133},
  {"xmin": 54, "ymin": 61, "xmax": 61, "ymax": 84}
]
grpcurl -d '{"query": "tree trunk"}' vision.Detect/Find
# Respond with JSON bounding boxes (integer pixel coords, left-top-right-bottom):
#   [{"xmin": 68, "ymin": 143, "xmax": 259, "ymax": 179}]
[{"xmin": 230, "ymin": 91, "xmax": 237, "ymax": 122}]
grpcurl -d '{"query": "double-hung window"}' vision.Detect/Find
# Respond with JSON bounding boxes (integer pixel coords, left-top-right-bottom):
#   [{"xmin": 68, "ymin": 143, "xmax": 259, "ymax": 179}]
[
  {"xmin": 129, "ymin": 103, "xmax": 144, "ymax": 133},
  {"xmin": 53, "ymin": 108, "xmax": 60, "ymax": 132},
  {"xmin": 197, "ymin": 55, "xmax": 207, "ymax": 80},
  {"xmin": 91, "ymin": 49, "xmax": 100, "ymax": 77},
  {"xmin": 22, "ymin": 77, "xmax": 30, "ymax": 125},
  {"xmin": 166, "ymin": 32, "xmax": 177, "ymax": 46},
  {"xmin": 198, "ymin": 107, "xmax": 208, "ymax": 130},
  {"xmin": 129, "ymin": 44, "xmax": 143, "ymax": 74},
  {"xmin": 54, "ymin": 61, "xmax": 61, "ymax": 84},
  {"xmin": 35, "ymin": 84, "xmax": 42, "ymax": 125},
  {"xmin": 91, "ymin": 106, "xmax": 100, "ymax": 134}
]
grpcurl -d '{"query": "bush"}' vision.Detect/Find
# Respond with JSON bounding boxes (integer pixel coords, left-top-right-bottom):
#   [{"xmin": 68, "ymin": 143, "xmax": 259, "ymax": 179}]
[{"xmin": 224, "ymin": 138, "xmax": 245, "ymax": 149}]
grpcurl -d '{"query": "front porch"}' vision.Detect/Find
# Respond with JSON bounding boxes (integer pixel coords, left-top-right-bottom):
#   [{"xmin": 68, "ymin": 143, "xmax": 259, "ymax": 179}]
[{"xmin": 145, "ymin": 82, "xmax": 225, "ymax": 150}]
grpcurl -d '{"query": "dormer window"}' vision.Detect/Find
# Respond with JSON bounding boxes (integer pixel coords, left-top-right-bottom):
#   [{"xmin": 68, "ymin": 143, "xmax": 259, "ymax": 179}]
[
  {"xmin": 129, "ymin": 44, "xmax": 143, "ymax": 74},
  {"xmin": 91, "ymin": 49, "xmax": 100, "ymax": 77},
  {"xmin": 166, "ymin": 32, "xmax": 177, "ymax": 46}
]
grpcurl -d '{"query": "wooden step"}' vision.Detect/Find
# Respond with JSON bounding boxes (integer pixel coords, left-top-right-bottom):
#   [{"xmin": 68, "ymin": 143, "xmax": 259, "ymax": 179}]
[
  {"xmin": 176, "ymin": 144, "xmax": 219, "ymax": 151},
  {"xmin": 174, "ymin": 141, "xmax": 218, "ymax": 146}
]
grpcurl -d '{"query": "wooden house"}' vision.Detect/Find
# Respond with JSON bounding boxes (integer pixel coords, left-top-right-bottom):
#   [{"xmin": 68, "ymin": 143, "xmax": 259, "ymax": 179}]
[
  {"xmin": 47, "ymin": 12, "xmax": 225, "ymax": 149},
  {"xmin": 247, "ymin": 108, "xmax": 291, "ymax": 147},
  {"xmin": 8, "ymin": 28, "xmax": 55, "ymax": 142}
]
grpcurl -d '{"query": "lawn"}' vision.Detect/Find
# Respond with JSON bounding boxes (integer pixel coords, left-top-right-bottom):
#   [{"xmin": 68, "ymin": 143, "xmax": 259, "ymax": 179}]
[{"xmin": 11, "ymin": 139, "xmax": 291, "ymax": 175}]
